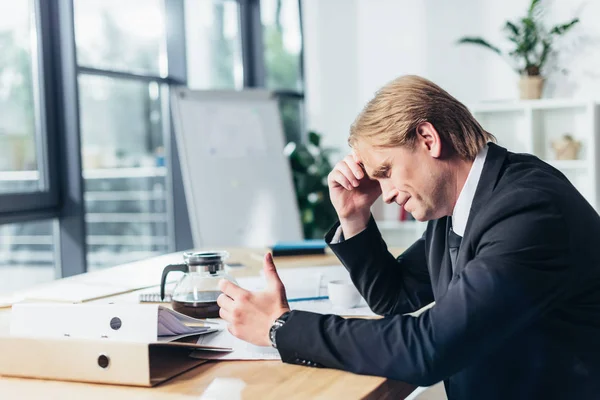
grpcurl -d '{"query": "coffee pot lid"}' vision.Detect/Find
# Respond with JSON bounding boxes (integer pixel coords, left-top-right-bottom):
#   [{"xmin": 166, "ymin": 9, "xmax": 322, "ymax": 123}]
[{"xmin": 183, "ymin": 250, "xmax": 229, "ymax": 266}]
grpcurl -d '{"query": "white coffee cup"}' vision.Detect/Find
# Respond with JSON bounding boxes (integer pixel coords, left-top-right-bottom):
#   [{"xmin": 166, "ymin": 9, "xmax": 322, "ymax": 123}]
[{"xmin": 327, "ymin": 280, "xmax": 362, "ymax": 308}]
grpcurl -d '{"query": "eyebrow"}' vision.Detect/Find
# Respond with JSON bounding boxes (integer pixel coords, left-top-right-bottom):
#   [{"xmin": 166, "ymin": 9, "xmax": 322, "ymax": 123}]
[{"xmin": 363, "ymin": 161, "xmax": 391, "ymax": 179}]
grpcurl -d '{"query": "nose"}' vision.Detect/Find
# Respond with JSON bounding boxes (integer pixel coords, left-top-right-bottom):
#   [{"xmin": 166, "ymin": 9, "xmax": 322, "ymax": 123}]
[{"xmin": 380, "ymin": 181, "xmax": 398, "ymax": 204}]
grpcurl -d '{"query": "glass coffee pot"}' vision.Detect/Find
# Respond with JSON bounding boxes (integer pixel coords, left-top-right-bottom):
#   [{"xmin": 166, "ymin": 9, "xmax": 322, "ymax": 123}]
[{"xmin": 160, "ymin": 251, "xmax": 237, "ymax": 319}]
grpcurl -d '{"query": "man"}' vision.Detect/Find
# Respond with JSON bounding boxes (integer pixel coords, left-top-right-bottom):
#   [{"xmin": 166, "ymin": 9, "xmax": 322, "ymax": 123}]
[{"xmin": 217, "ymin": 75, "xmax": 600, "ymax": 399}]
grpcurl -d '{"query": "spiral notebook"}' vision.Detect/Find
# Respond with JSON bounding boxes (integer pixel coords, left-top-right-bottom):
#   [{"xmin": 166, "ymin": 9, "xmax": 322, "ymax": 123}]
[
  {"xmin": 139, "ymin": 292, "xmax": 172, "ymax": 303},
  {"xmin": 138, "ymin": 284, "xmax": 174, "ymax": 303}
]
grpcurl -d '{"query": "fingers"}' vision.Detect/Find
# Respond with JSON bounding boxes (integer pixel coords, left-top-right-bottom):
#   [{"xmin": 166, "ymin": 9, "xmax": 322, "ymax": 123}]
[
  {"xmin": 343, "ymin": 155, "xmax": 364, "ymax": 180},
  {"xmin": 263, "ymin": 253, "xmax": 284, "ymax": 290},
  {"xmin": 218, "ymin": 305, "xmax": 233, "ymax": 322},
  {"xmin": 227, "ymin": 324, "xmax": 240, "ymax": 338},
  {"xmin": 217, "ymin": 292, "xmax": 235, "ymax": 311},
  {"xmin": 328, "ymin": 170, "xmax": 353, "ymax": 190},
  {"xmin": 328, "ymin": 154, "xmax": 366, "ymax": 191},
  {"xmin": 337, "ymin": 162, "xmax": 360, "ymax": 187},
  {"xmin": 217, "ymin": 293, "xmax": 243, "ymax": 324},
  {"xmin": 218, "ymin": 279, "xmax": 250, "ymax": 301}
]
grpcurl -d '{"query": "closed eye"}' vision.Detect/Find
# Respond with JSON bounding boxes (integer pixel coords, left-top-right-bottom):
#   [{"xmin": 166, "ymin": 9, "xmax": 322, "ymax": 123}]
[{"xmin": 372, "ymin": 167, "xmax": 391, "ymax": 179}]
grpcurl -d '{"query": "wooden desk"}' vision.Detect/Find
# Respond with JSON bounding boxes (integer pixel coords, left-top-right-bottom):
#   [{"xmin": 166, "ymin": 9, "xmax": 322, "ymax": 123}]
[{"xmin": 0, "ymin": 248, "xmax": 415, "ymax": 399}]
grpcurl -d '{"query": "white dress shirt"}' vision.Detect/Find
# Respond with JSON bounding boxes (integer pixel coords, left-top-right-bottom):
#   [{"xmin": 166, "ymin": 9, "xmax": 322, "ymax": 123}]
[
  {"xmin": 451, "ymin": 144, "xmax": 488, "ymax": 237},
  {"xmin": 331, "ymin": 144, "xmax": 490, "ymax": 242}
]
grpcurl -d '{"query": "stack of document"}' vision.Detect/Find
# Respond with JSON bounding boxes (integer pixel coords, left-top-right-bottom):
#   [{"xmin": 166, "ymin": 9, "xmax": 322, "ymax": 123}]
[
  {"xmin": 193, "ymin": 319, "xmax": 280, "ymax": 361},
  {"xmin": 157, "ymin": 306, "xmax": 219, "ymax": 341},
  {"xmin": 10, "ymin": 303, "xmax": 219, "ymax": 343}
]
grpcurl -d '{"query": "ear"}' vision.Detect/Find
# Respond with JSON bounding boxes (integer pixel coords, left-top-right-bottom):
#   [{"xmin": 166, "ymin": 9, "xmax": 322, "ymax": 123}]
[{"xmin": 416, "ymin": 122, "xmax": 442, "ymax": 158}]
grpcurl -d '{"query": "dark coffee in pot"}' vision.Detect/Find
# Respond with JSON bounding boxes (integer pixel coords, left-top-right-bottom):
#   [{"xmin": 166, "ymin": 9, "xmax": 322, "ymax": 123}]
[{"xmin": 172, "ymin": 291, "xmax": 221, "ymax": 319}]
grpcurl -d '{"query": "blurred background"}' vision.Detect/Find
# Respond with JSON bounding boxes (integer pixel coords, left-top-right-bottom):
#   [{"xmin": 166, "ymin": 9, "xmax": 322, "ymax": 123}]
[{"xmin": 2, "ymin": 0, "xmax": 599, "ymax": 294}]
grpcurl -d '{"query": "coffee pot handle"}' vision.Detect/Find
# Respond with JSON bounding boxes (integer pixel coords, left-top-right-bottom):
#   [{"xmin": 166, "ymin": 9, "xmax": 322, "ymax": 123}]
[{"xmin": 160, "ymin": 264, "xmax": 188, "ymax": 300}]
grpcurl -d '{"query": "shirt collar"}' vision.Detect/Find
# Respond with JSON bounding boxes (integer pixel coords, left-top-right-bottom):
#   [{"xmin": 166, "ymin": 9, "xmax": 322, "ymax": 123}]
[{"xmin": 451, "ymin": 144, "xmax": 489, "ymax": 237}]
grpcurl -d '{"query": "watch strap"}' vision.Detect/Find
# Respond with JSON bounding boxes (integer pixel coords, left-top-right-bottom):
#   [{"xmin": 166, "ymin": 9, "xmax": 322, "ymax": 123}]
[{"xmin": 269, "ymin": 311, "xmax": 291, "ymax": 348}]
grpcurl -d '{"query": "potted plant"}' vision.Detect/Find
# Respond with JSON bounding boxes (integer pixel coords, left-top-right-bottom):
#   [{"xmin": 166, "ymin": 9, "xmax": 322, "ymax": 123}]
[
  {"xmin": 457, "ymin": 0, "xmax": 579, "ymax": 99},
  {"xmin": 285, "ymin": 131, "xmax": 339, "ymax": 239}
]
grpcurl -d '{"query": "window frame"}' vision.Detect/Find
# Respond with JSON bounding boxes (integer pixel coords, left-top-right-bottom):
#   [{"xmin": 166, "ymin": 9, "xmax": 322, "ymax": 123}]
[
  {"xmin": 65, "ymin": 0, "xmax": 189, "ymax": 275},
  {"xmin": 241, "ymin": 0, "xmax": 306, "ymax": 144},
  {"xmin": 0, "ymin": 0, "xmax": 60, "ymax": 222},
  {"xmin": 0, "ymin": 0, "xmax": 305, "ymax": 281}
]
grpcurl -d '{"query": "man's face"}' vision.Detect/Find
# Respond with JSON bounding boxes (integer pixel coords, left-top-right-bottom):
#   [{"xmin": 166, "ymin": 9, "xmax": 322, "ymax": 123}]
[{"xmin": 355, "ymin": 127, "xmax": 451, "ymax": 222}]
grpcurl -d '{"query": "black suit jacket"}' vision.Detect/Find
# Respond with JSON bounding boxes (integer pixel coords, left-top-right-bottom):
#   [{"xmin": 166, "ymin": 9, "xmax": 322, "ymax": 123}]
[{"xmin": 275, "ymin": 143, "xmax": 600, "ymax": 399}]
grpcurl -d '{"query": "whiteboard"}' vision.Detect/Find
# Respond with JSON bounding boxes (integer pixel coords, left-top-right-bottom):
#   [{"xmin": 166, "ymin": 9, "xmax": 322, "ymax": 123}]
[{"xmin": 171, "ymin": 88, "xmax": 303, "ymax": 248}]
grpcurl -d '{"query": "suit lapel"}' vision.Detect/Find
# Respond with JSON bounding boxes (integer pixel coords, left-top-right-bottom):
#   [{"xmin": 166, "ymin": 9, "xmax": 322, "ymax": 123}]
[
  {"xmin": 452, "ymin": 143, "xmax": 508, "ymax": 275},
  {"xmin": 468, "ymin": 143, "xmax": 507, "ymax": 217}
]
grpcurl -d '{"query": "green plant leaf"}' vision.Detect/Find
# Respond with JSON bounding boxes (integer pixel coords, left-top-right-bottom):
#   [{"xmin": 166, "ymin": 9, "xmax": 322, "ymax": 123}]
[
  {"xmin": 285, "ymin": 131, "xmax": 339, "ymax": 239},
  {"xmin": 457, "ymin": 0, "xmax": 579, "ymax": 79},
  {"xmin": 528, "ymin": 0, "xmax": 542, "ymax": 18},
  {"xmin": 538, "ymin": 39, "xmax": 551, "ymax": 70},
  {"xmin": 550, "ymin": 18, "xmax": 580, "ymax": 35},
  {"xmin": 290, "ymin": 146, "xmax": 314, "ymax": 172},
  {"xmin": 504, "ymin": 21, "xmax": 520, "ymax": 37},
  {"xmin": 515, "ymin": 17, "xmax": 539, "ymax": 68},
  {"xmin": 456, "ymin": 37, "xmax": 502, "ymax": 55},
  {"xmin": 321, "ymin": 148, "xmax": 338, "ymax": 159},
  {"xmin": 520, "ymin": 17, "xmax": 539, "ymax": 50},
  {"xmin": 308, "ymin": 131, "xmax": 321, "ymax": 147}
]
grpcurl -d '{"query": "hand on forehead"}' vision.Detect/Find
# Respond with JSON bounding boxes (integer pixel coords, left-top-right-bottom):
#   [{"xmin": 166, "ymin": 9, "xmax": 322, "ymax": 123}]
[
  {"xmin": 352, "ymin": 142, "xmax": 371, "ymax": 166},
  {"xmin": 352, "ymin": 143, "xmax": 381, "ymax": 173}
]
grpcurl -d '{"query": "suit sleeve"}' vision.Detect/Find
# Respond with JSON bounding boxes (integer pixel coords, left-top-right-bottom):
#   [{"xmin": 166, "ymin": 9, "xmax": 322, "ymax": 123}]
[
  {"xmin": 325, "ymin": 216, "xmax": 433, "ymax": 315},
  {"xmin": 277, "ymin": 192, "xmax": 571, "ymax": 386}
]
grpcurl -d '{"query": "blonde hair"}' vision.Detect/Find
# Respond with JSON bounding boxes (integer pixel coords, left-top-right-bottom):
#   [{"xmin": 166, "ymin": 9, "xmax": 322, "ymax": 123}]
[{"xmin": 349, "ymin": 75, "xmax": 495, "ymax": 160}]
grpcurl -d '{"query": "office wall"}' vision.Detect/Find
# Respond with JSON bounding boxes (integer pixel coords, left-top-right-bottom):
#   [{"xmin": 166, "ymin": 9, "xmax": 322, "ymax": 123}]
[
  {"xmin": 302, "ymin": 0, "xmax": 600, "ymax": 152},
  {"xmin": 301, "ymin": 0, "xmax": 361, "ymax": 156}
]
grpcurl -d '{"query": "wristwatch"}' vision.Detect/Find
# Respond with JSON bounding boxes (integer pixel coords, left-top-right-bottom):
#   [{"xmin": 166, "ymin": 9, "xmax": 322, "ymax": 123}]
[{"xmin": 269, "ymin": 311, "xmax": 291, "ymax": 348}]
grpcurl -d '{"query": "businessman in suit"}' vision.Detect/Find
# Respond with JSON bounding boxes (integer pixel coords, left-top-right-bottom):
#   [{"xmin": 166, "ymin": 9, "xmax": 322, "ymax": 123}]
[{"xmin": 217, "ymin": 75, "xmax": 600, "ymax": 399}]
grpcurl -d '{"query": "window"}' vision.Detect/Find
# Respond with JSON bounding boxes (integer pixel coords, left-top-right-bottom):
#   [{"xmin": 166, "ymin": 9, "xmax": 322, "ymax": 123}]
[
  {"xmin": 260, "ymin": 0, "xmax": 305, "ymax": 144},
  {"xmin": 1, "ymin": 0, "xmax": 305, "ymax": 292},
  {"xmin": 0, "ymin": 0, "xmax": 60, "ymax": 293},
  {"xmin": 261, "ymin": 0, "xmax": 303, "ymax": 91},
  {"xmin": 185, "ymin": 0, "xmax": 306, "ymax": 144},
  {"xmin": 0, "ymin": 0, "xmax": 44, "ymax": 194},
  {"xmin": 185, "ymin": 0, "xmax": 244, "ymax": 89},
  {"xmin": 74, "ymin": 1, "xmax": 172, "ymax": 270},
  {"xmin": 278, "ymin": 96, "xmax": 304, "ymax": 144},
  {"xmin": 78, "ymin": 75, "xmax": 169, "ymax": 269},
  {"xmin": 74, "ymin": 0, "xmax": 167, "ymax": 77},
  {"xmin": 0, "ymin": 220, "xmax": 57, "ymax": 294}
]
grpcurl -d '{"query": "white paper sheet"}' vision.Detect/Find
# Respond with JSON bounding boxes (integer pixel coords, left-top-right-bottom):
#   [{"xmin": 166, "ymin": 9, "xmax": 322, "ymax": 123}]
[
  {"xmin": 157, "ymin": 307, "xmax": 216, "ymax": 337},
  {"xmin": 238, "ymin": 265, "xmax": 350, "ymax": 299},
  {"xmin": 290, "ymin": 300, "xmax": 376, "ymax": 316},
  {"xmin": 236, "ymin": 266, "xmax": 376, "ymax": 316},
  {"xmin": 274, "ymin": 265, "xmax": 352, "ymax": 287},
  {"xmin": 193, "ymin": 319, "xmax": 280, "ymax": 360},
  {"xmin": 190, "ymin": 267, "xmax": 377, "ymax": 360}
]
